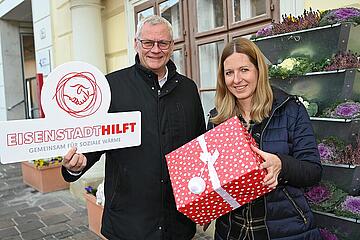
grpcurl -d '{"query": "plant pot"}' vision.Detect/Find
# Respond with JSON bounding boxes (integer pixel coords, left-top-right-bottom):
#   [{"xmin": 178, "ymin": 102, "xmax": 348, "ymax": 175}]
[
  {"xmin": 313, "ymin": 210, "xmax": 360, "ymax": 240},
  {"xmin": 84, "ymin": 193, "xmax": 106, "ymax": 239},
  {"xmin": 311, "ymin": 117, "xmax": 360, "ymax": 145},
  {"xmin": 321, "ymin": 163, "xmax": 360, "ymax": 196},
  {"xmin": 253, "ymin": 23, "xmax": 360, "ymax": 64},
  {"xmin": 270, "ymin": 69, "xmax": 360, "ymax": 114},
  {"xmin": 21, "ymin": 162, "xmax": 69, "ymax": 193}
]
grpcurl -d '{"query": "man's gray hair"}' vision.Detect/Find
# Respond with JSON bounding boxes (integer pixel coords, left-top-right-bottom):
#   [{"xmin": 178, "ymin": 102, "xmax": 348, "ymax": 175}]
[{"xmin": 135, "ymin": 15, "xmax": 173, "ymax": 40}]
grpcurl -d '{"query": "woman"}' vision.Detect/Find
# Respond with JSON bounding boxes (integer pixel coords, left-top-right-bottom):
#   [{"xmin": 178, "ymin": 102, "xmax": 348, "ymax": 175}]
[{"xmin": 207, "ymin": 38, "xmax": 323, "ymax": 240}]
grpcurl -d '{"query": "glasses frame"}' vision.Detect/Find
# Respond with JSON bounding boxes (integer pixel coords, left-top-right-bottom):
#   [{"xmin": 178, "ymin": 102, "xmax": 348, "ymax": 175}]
[{"xmin": 137, "ymin": 38, "xmax": 173, "ymax": 50}]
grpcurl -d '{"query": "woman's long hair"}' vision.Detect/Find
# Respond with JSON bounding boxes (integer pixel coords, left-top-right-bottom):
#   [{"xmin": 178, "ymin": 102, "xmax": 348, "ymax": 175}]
[{"xmin": 211, "ymin": 38, "xmax": 273, "ymax": 125}]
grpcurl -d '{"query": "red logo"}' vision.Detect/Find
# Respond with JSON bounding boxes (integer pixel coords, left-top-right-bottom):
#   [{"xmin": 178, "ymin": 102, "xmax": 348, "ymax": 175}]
[{"xmin": 53, "ymin": 72, "xmax": 102, "ymax": 118}]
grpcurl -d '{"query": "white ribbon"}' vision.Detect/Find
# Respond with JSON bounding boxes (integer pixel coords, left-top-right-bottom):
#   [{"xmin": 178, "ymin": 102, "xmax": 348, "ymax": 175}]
[{"xmin": 197, "ymin": 135, "xmax": 240, "ymax": 209}]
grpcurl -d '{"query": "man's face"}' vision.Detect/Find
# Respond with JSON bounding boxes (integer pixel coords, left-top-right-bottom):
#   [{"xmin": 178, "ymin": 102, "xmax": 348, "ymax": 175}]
[{"xmin": 134, "ymin": 23, "xmax": 173, "ymax": 76}]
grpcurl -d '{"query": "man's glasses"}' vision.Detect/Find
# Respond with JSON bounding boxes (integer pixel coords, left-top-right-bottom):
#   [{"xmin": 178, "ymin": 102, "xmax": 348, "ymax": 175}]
[{"xmin": 137, "ymin": 39, "xmax": 172, "ymax": 50}]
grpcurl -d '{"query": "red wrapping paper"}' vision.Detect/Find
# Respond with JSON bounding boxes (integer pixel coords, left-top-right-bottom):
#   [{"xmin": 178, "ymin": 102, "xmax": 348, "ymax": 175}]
[{"xmin": 166, "ymin": 116, "xmax": 272, "ymax": 224}]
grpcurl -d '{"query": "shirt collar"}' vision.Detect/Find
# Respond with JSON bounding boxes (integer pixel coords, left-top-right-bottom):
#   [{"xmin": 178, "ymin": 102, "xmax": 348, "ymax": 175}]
[{"xmin": 158, "ymin": 66, "xmax": 168, "ymax": 88}]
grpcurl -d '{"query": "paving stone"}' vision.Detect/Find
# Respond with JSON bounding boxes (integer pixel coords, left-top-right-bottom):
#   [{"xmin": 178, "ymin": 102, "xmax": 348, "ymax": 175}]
[
  {"xmin": 37, "ymin": 206, "xmax": 74, "ymax": 218},
  {"xmin": 41, "ymin": 223, "xmax": 70, "ymax": 235},
  {"xmin": 54, "ymin": 230, "xmax": 73, "ymax": 239},
  {"xmin": 12, "ymin": 214, "xmax": 39, "ymax": 225},
  {"xmin": 13, "ymin": 202, "xmax": 31, "ymax": 209},
  {"xmin": 0, "ymin": 218, "xmax": 16, "ymax": 229},
  {"xmin": 0, "ymin": 212, "xmax": 19, "ymax": 220},
  {"xmin": 0, "ymin": 227, "xmax": 19, "ymax": 239},
  {"xmin": 66, "ymin": 209, "xmax": 87, "ymax": 219},
  {"xmin": 16, "ymin": 220, "xmax": 45, "ymax": 233},
  {"xmin": 76, "ymin": 225, "xmax": 89, "ymax": 232},
  {"xmin": 41, "ymin": 214, "xmax": 70, "ymax": 225},
  {"xmin": 69, "ymin": 230, "xmax": 101, "ymax": 240},
  {"xmin": 0, "ymin": 203, "xmax": 29, "ymax": 217},
  {"xmin": 5, "ymin": 177, "xmax": 23, "ymax": 185},
  {"xmin": 69, "ymin": 227, "xmax": 81, "ymax": 235},
  {"xmin": 43, "ymin": 236, "xmax": 57, "ymax": 240},
  {"xmin": 0, "ymin": 201, "xmax": 7, "ymax": 208},
  {"xmin": 2, "ymin": 235, "xmax": 22, "ymax": 240},
  {"xmin": 12, "ymin": 185, "xmax": 31, "ymax": 194},
  {"xmin": 41, "ymin": 201, "xmax": 66, "ymax": 210},
  {"xmin": 21, "ymin": 229, "xmax": 45, "ymax": 240},
  {"xmin": 17, "ymin": 206, "xmax": 42, "ymax": 216},
  {"xmin": 65, "ymin": 216, "xmax": 88, "ymax": 227},
  {"xmin": 8, "ymin": 199, "xmax": 28, "ymax": 206}
]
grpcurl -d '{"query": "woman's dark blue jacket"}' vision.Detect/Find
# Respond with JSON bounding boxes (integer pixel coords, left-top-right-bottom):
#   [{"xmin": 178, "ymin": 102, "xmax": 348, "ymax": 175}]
[{"xmin": 209, "ymin": 88, "xmax": 323, "ymax": 240}]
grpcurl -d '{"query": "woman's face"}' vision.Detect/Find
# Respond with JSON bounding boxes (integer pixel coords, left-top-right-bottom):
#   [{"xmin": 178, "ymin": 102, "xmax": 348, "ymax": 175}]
[{"xmin": 223, "ymin": 52, "xmax": 259, "ymax": 104}]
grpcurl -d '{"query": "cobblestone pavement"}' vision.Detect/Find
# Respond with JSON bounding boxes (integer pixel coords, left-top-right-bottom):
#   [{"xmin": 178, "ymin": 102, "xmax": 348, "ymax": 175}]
[{"xmin": 0, "ymin": 163, "xmax": 212, "ymax": 240}]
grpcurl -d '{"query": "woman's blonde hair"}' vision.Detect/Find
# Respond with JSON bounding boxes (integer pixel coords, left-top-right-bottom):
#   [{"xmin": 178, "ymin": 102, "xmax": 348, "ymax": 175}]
[{"xmin": 211, "ymin": 38, "xmax": 273, "ymax": 125}]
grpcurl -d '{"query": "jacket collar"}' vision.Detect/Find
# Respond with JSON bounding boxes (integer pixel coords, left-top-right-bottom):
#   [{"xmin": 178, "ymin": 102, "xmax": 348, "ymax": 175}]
[
  {"xmin": 272, "ymin": 87, "xmax": 294, "ymax": 109},
  {"xmin": 134, "ymin": 54, "xmax": 177, "ymax": 80}
]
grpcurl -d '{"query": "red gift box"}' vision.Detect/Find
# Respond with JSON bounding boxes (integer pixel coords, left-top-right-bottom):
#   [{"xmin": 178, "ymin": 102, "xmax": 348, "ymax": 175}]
[{"xmin": 166, "ymin": 116, "xmax": 272, "ymax": 224}]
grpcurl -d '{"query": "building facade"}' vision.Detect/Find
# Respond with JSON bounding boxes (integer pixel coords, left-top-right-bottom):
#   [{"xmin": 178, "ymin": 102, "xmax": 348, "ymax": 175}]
[{"xmin": 0, "ymin": 0, "xmax": 359, "ymax": 229}]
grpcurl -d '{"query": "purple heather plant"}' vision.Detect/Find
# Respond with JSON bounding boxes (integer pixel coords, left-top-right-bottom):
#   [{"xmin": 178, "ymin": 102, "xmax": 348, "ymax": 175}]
[
  {"xmin": 319, "ymin": 228, "xmax": 338, "ymax": 240},
  {"xmin": 254, "ymin": 9, "xmax": 320, "ymax": 38},
  {"xmin": 342, "ymin": 136, "xmax": 360, "ymax": 165},
  {"xmin": 341, "ymin": 196, "xmax": 360, "ymax": 215},
  {"xmin": 331, "ymin": 101, "xmax": 360, "ymax": 118},
  {"xmin": 256, "ymin": 24, "xmax": 273, "ymax": 37},
  {"xmin": 305, "ymin": 184, "xmax": 331, "ymax": 204},
  {"xmin": 324, "ymin": 51, "xmax": 360, "ymax": 71}
]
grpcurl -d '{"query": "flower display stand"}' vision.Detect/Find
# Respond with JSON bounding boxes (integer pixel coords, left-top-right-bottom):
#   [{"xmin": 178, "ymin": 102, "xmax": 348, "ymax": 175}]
[
  {"xmin": 84, "ymin": 193, "xmax": 106, "ymax": 239},
  {"xmin": 311, "ymin": 118, "xmax": 360, "ymax": 145},
  {"xmin": 21, "ymin": 162, "xmax": 69, "ymax": 193},
  {"xmin": 313, "ymin": 210, "xmax": 360, "ymax": 239},
  {"xmin": 253, "ymin": 23, "xmax": 360, "ymax": 64},
  {"xmin": 254, "ymin": 9, "xmax": 360, "ymax": 239},
  {"xmin": 321, "ymin": 163, "xmax": 360, "ymax": 196},
  {"xmin": 270, "ymin": 69, "xmax": 360, "ymax": 113}
]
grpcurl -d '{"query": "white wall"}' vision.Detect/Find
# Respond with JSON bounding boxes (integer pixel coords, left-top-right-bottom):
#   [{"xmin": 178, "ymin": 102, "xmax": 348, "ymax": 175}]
[{"xmin": 0, "ymin": 20, "xmax": 26, "ymax": 120}]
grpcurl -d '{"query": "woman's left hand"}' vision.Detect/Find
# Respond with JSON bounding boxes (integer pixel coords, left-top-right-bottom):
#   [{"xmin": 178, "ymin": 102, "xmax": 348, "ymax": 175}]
[{"xmin": 250, "ymin": 145, "xmax": 282, "ymax": 188}]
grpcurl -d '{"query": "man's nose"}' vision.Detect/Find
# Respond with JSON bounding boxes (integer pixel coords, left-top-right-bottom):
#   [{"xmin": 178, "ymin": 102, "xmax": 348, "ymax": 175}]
[{"xmin": 150, "ymin": 42, "xmax": 162, "ymax": 53}]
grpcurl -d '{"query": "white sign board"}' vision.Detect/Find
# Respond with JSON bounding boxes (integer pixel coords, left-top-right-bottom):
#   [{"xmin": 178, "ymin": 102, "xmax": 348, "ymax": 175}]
[
  {"xmin": 36, "ymin": 48, "xmax": 51, "ymax": 76},
  {"xmin": 0, "ymin": 61, "xmax": 141, "ymax": 164}
]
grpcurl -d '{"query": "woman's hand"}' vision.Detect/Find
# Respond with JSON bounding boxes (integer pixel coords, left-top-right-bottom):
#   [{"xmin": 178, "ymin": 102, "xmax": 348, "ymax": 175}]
[{"xmin": 250, "ymin": 145, "xmax": 282, "ymax": 188}]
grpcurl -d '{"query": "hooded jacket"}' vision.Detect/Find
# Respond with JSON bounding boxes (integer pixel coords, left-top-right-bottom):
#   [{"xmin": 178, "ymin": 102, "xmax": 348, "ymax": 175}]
[{"xmin": 62, "ymin": 56, "xmax": 206, "ymax": 240}]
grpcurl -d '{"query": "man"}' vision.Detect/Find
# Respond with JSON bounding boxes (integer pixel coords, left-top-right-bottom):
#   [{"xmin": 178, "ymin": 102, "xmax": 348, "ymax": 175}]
[{"xmin": 61, "ymin": 15, "xmax": 206, "ymax": 239}]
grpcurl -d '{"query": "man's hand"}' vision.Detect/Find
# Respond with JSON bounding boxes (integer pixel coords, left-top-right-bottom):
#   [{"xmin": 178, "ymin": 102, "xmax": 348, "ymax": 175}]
[
  {"xmin": 63, "ymin": 147, "xmax": 87, "ymax": 172},
  {"xmin": 251, "ymin": 145, "xmax": 282, "ymax": 189}
]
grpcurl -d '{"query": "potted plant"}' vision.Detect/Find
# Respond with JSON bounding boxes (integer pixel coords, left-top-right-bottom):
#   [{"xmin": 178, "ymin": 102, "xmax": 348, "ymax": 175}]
[
  {"xmin": 252, "ymin": 7, "xmax": 360, "ymax": 64},
  {"xmin": 315, "ymin": 135, "xmax": 360, "ymax": 195},
  {"xmin": 21, "ymin": 156, "xmax": 69, "ymax": 193},
  {"xmin": 84, "ymin": 183, "xmax": 106, "ymax": 239},
  {"xmin": 305, "ymin": 182, "xmax": 360, "ymax": 239},
  {"xmin": 268, "ymin": 52, "xmax": 360, "ymax": 115}
]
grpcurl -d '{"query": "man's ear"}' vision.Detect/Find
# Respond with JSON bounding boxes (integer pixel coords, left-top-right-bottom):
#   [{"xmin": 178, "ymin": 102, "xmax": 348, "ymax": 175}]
[{"xmin": 134, "ymin": 38, "xmax": 138, "ymax": 51}]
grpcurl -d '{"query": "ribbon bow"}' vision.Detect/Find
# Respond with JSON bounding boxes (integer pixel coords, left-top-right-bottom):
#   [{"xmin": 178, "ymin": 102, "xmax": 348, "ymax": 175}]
[{"xmin": 197, "ymin": 135, "xmax": 240, "ymax": 209}]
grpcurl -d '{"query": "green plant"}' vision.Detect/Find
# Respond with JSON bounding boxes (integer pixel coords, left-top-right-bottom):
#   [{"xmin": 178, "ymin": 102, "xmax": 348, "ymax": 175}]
[
  {"xmin": 298, "ymin": 96, "xmax": 318, "ymax": 117},
  {"xmin": 305, "ymin": 182, "xmax": 347, "ymax": 213}
]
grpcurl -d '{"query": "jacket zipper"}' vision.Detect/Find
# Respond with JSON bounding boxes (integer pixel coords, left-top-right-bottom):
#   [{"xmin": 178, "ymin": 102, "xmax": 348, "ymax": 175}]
[
  {"xmin": 282, "ymin": 188, "xmax": 308, "ymax": 224},
  {"xmin": 157, "ymin": 85, "xmax": 165, "ymax": 235}
]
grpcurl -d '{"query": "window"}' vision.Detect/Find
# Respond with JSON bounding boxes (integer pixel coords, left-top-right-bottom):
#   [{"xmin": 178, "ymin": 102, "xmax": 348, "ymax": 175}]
[{"xmin": 134, "ymin": 0, "xmax": 278, "ymax": 117}]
